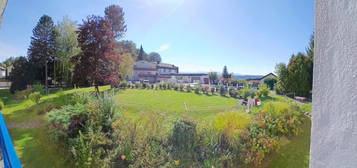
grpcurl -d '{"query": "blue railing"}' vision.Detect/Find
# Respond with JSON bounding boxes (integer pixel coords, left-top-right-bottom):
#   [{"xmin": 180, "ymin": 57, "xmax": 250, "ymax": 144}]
[{"xmin": 0, "ymin": 112, "xmax": 22, "ymax": 168}]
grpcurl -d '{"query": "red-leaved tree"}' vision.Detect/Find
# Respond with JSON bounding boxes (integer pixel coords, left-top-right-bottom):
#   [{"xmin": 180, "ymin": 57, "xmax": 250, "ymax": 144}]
[{"xmin": 73, "ymin": 15, "xmax": 120, "ymax": 93}]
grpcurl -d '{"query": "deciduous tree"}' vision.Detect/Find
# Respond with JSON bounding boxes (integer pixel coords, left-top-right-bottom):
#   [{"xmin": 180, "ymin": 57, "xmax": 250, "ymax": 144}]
[
  {"xmin": 104, "ymin": 5, "xmax": 127, "ymax": 39},
  {"xmin": 1, "ymin": 57, "xmax": 17, "ymax": 79},
  {"xmin": 54, "ymin": 16, "xmax": 81, "ymax": 87},
  {"xmin": 147, "ymin": 52, "xmax": 162, "ymax": 63},
  {"xmin": 9, "ymin": 57, "xmax": 33, "ymax": 93},
  {"xmin": 73, "ymin": 15, "xmax": 120, "ymax": 93},
  {"xmin": 208, "ymin": 72, "xmax": 218, "ymax": 85}
]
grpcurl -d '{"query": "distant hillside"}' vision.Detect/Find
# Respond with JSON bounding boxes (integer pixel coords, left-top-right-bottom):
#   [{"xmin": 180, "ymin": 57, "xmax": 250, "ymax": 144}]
[{"xmin": 232, "ymin": 74, "xmax": 263, "ymax": 80}]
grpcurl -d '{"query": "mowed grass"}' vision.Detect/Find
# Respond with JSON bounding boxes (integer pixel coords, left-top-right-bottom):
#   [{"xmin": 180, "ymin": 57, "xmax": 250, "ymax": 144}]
[{"xmin": 116, "ymin": 89, "xmax": 240, "ymax": 122}]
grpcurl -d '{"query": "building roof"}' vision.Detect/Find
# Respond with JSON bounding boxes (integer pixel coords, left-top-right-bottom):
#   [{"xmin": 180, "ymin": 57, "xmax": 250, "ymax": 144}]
[
  {"xmin": 246, "ymin": 72, "xmax": 276, "ymax": 81},
  {"xmin": 157, "ymin": 63, "xmax": 178, "ymax": 69},
  {"xmin": 172, "ymin": 73, "xmax": 208, "ymax": 76}
]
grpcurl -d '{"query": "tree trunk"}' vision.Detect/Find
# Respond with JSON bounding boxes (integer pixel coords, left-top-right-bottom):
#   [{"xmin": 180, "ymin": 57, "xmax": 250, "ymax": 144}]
[
  {"xmin": 95, "ymin": 84, "xmax": 100, "ymax": 95},
  {"xmin": 45, "ymin": 61, "xmax": 48, "ymax": 95}
]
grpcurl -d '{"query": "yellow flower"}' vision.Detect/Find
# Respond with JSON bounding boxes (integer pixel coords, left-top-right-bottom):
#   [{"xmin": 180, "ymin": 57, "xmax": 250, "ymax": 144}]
[{"xmin": 174, "ymin": 160, "xmax": 180, "ymax": 166}]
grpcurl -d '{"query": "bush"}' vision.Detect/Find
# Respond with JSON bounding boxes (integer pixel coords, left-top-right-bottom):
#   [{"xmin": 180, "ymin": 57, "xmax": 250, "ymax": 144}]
[
  {"xmin": 239, "ymin": 88, "xmax": 255, "ymax": 99},
  {"xmin": 14, "ymin": 88, "xmax": 32, "ymax": 100},
  {"xmin": 186, "ymin": 85, "xmax": 192, "ymax": 92},
  {"xmin": 194, "ymin": 86, "xmax": 200, "ymax": 94},
  {"xmin": 0, "ymin": 99, "xmax": 4, "ymax": 110},
  {"xmin": 240, "ymin": 125, "xmax": 279, "ymax": 166},
  {"xmin": 119, "ymin": 81, "xmax": 128, "ymax": 89},
  {"xmin": 214, "ymin": 112, "xmax": 251, "ymax": 138},
  {"xmin": 179, "ymin": 84, "xmax": 184, "ymax": 91},
  {"xmin": 201, "ymin": 86, "xmax": 209, "ymax": 94},
  {"xmin": 32, "ymin": 83, "xmax": 45, "ymax": 95},
  {"xmin": 258, "ymin": 102, "xmax": 303, "ymax": 136},
  {"xmin": 219, "ymin": 86, "xmax": 227, "ymax": 96},
  {"xmin": 47, "ymin": 104, "xmax": 86, "ymax": 138},
  {"xmin": 210, "ymin": 87, "xmax": 215, "ymax": 95},
  {"xmin": 256, "ymin": 84, "xmax": 269, "ymax": 98},
  {"xmin": 228, "ymin": 88, "xmax": 239, "ymax": 98},
  {"xmin": 111, "ymin": 112, "xmax": 171, "ymax": 167},
  {"xmin": 142, "ymin": 83, "xmax": 147, "ymax": 89},
  {"xmin": 29, "ymin": 92, "xmax": 41, "ymax": 104},
  {"xmin": 169, "ymin": 119, "xmax": 198, "ymax": 162},
  {"xmin": 174, "ymin": 85, "xmax": 179, "ymax": 91}
]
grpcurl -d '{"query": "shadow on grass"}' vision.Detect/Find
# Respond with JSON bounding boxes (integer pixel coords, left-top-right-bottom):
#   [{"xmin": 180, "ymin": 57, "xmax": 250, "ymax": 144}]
[{"xmin": 11, "ymin": 127, "xmax": 73, "ymax": 168}]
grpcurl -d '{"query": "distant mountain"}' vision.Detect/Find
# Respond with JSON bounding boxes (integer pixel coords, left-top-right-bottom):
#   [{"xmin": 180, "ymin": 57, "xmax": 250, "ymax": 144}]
[{"xmin": 232, "ymin": 74, "xmax": 263, "ymax": 80}]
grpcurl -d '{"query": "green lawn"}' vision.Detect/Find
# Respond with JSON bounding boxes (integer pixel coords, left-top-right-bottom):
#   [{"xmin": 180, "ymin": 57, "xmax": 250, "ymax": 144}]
[
  {"xmin": 116, "ymin": 89, "xmax": 240, "ymax": 122},
  {"xmin": 0, "ymin": 88, "xmax": 311, "ymax": 167},
  {"xmin": 0, "ymin": 86, "xmax": 110, "ymax": 168},
  {"xmin": 264, "ymin": 118, "xmax": 311, "ymax": 168}
]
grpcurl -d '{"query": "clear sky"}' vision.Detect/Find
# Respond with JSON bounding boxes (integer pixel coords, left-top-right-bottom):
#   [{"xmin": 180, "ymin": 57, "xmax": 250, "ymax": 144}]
[{"xmin": 0, "ymin": 0, "xmax": 314, "ymax": 75}]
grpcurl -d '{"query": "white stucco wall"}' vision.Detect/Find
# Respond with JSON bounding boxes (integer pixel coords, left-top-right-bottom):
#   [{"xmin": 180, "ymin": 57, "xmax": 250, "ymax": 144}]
[{"xmin": 310, "ymin": 1, "xmax": 357, "ymax": 168}]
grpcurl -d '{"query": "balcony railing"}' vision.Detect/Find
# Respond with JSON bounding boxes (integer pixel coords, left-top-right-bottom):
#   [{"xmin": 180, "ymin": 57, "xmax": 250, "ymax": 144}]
[{"xmin": 0, "ymin": 112, "xmax": 22, "ymax": 168}]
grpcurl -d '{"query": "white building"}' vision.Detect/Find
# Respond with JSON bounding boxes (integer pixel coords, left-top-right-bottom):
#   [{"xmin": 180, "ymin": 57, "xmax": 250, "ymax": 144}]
[
  {"xmin": 246, "ymin": 73, "xmax": 276, "ymax": 88},
  {"xmin": 0, "ymin": 66, "xmax": 6, "ymax": 79},
  {"xmin": 131, "ymin": 61, "xmax": 208, "ymax": 84}
]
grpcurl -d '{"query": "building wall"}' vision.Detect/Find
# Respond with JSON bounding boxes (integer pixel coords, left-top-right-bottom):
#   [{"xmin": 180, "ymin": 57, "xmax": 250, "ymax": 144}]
[
  {"xmin": 259, "ymin": 74, "xmax": 275, "ymax": 84},
  {"xmin": 310, "ymin": 1, "xmax": 357, "ymax": 167},
  {"xmin": 0, "ymin": 70, "xmax": 5, "ymax": 79}
]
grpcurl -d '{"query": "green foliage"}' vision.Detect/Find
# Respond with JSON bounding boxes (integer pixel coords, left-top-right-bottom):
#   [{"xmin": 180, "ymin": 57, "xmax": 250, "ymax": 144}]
[
  {"xmin": 54, "ymin": 16, "xmax": 81, "ymax": 86},
  {"xmin": 228, "ymin": 88, "xmax": 239, "ymax": 98},
  {"xmin": 258, "ymin": 102, "xmax": 304, "ymax": 136},
  {"xmin": 256, "ymin": 84, "xmax": 269, "ymax": 98},
  {"xmin": 14, "ymin": 88, "xmax": 32, "ymax": 100},
  {"xmin": 29, "ymin": 92, "xmax": 41, "ymax": 104},
  {"xmin": 219, "ymin": 86, "xmax": 227, "ymax": 96},
  {"xmin": 214, "ymin": 112, "xmax": 251, "ymax": 138},
  {"xmin": 194, "ymin": 86, "xmax": 200, "ymax": 94},
  {"xmin": 210, "ymin": 87, "xmax": 215, "ymax": 94},
  {"xmin": 208, "ymin": 72, "xmax": 219, "ymax": 84},
  {"xmin": 186, "ymin": 85, "xmax": 192, "ymax": 92},
  {"xmin": 264, "ymin": 77, "xmax": 277, "ymax": 90},
  {"xmin": 147, "ymin": 52, "xmax": 162, "ymax": 63},
  {"xmin": 70, "ymin": 130, "xmax": 111, "ymax": 168},
  {"xmin": 28, "ymin": 15, "xmax": 57, "ymax": 84},
  {"xmin": 169, "ymin": 119, "xmax": 198, "ymax": 162},
  {"xmin": 47, "ymin": 103, "xmax": 86, "ymax": 139},
  {"xmin": 179, "ymin": 84, "xmax": 184, "ymax": 91},
  {"xmin": 9, "ymin": 57, "xmax": 32, "ymax": 93},
  {"xmin": 202, "ymin": 86, "xmax": 209, "ymax": 94},
  {"xmin": 275, "ymin": 63, "xmax": 289, "ymax": 95},
  {"xmin": 0, "ymin": 99, "xmax": 4, "ymax": 110},
  {"xmin": 32, "ymin": 83, "xmax": 45, "ymax": 95},
  {"xmin": 239, "ymin": 87, "xmax": 251, "ymax": 99},
  {"xmin": 119, "ymin": 81, "xmax": 128, "ymax": 89},
  {"xmin": 111, "ymin": 112, "xmax": 171, "ymax": 167}
]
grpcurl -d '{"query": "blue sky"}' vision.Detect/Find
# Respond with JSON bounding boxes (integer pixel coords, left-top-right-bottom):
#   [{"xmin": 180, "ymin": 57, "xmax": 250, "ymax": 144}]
[{"xmin": 0, "ymin": 0, "xmax": 314, "ymax": 75}]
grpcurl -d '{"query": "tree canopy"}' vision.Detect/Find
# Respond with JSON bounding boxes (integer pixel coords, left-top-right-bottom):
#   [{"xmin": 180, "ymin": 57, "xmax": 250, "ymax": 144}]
[
  {"xmin": 73, "ymin": 15, "xmax": 121, "ymax": 91},
  {"xmin": 147, "ymin": 52, "xmax": 162, "ymax": 63},
  {"xmin": 28, "ymin": 15, "xmax": 57, "ymax": 85},
  {"xmin": 54, "ymin": 16, "xmax": 81, "ymax": 86}
]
